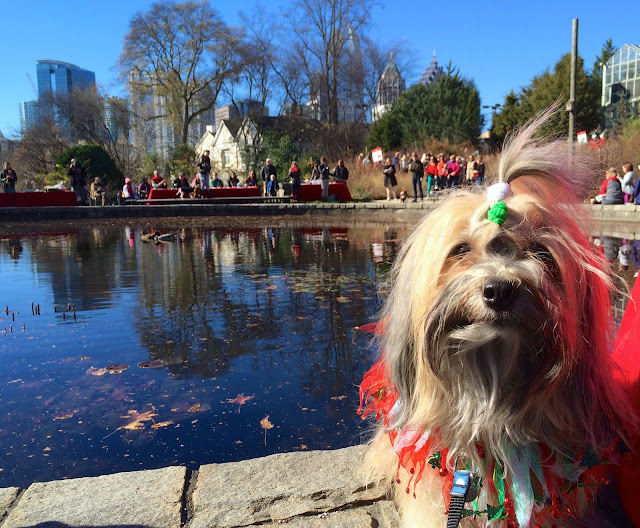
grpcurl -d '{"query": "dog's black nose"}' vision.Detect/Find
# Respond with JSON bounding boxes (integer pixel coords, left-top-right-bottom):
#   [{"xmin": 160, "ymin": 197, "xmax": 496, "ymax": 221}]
[{"xmin": 483, "ymin": 280, "xmax": 516, "ymax": 310}]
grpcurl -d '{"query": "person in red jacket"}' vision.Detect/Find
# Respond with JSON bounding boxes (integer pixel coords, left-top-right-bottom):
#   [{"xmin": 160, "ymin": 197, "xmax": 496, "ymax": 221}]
[{"xmin": 425, "ymin": 156, "xmax": 437, "ymax": 197}]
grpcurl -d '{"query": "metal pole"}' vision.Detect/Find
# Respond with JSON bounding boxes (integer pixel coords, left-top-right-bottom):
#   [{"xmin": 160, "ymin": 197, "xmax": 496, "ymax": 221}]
[{"xmin": 568, "ymin": 18, "xmax": 578, "ymax": 152}]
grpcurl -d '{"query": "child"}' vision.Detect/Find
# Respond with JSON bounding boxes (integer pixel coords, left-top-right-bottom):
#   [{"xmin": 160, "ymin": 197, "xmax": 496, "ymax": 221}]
[{"xmin": 266, "ymin": 173, "xmax": 279, "ymax": 196}]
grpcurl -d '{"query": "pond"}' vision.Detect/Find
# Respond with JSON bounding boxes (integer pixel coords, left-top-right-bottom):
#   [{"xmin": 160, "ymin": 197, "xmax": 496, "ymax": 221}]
[
  {"xmin": 0, "ymin": 219, "xmax": 408, "ymax": 488},
  {"xmin": 0, "ymin": 220, "xmax": 636, "ymax": 488}
]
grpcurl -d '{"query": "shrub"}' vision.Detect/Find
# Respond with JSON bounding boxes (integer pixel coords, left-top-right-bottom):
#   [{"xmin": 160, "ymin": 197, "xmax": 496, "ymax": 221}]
[{"xmin": 56, "ymin": 145, "xmax": 123, "ymax": 189}]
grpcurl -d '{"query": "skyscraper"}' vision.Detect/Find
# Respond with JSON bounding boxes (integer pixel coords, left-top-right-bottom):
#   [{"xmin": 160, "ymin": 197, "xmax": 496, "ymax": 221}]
[
  {"xmin": 128, "ymin": 69, "xmax": 215, "ymax": 159},
  {"xmin": 19, "ymin": 100, "xmax": 39, "ymax": 134},
  {"xmin": 372, "ymin": 56, "xmax": 406, "ymax": 122},
  {"xmin": 20, "ymin": 60, "xmax": 96, "ymax": 137},
  {"xmin": 419, "ymin": 51, "xmax": 443, "ymax": 86}
]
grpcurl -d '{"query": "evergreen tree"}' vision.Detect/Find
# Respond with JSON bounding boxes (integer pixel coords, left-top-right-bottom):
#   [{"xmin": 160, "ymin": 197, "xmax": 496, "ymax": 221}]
[
  {"xmin": 592, "ymin": 38, "xmax": 617, "ymax": 87},
  {"xmin": 56, "ymin": 145, "xmax": 123, "ymax": 188},
  {"xmin": 367, "ymin": 64, "xmax": 483, "ymax": 149},
  {"xmin": 491, "ymin": 53, "xmax": 600, "ymax": 141}
]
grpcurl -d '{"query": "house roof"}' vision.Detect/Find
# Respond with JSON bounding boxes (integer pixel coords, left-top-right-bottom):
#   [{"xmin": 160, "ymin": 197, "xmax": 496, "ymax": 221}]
[{"xmin": 222, "ymin": 119, "xmax": 243, "ymax": 138}]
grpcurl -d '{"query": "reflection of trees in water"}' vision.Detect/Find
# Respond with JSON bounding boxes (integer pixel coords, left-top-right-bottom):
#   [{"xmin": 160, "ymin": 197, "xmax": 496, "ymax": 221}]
[
  {"xmin": 25, "ymin": 228, "xmax": 129, "ymax": 309},
  {"xmin": 11, "ymin": 224, "xmax": 388, "ymax": 395},
  {"xmin": 131, "ymin": 226, "xmax": 381, "ymax": 396}
]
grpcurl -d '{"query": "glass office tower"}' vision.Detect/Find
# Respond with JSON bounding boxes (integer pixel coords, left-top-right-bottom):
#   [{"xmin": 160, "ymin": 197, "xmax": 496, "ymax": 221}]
[
  {"xmin": 19, "ymin": 100, "xmax": 39, "ymax": 134},
  {"xmin": 20, "ymin": 60, "xmax": 96, "ymax": 137}
]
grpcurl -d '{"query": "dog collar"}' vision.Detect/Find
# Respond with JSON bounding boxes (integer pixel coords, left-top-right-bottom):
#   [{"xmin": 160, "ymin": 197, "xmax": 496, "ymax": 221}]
[{"xmin": 486, "ymin": 183, "xmax": 511, "ymax": 225}]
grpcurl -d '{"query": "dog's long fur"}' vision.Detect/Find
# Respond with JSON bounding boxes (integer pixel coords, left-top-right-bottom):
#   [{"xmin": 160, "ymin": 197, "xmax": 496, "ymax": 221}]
[{"xmin": 365, "ymin": 110, "xmax": 636, "ymax": 527}]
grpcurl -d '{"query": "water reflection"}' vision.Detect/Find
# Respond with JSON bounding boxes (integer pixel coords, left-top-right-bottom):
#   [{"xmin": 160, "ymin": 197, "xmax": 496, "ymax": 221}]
[{"xmin": 0, "ymin": 223, "xmax": 401, "ymax": 487}]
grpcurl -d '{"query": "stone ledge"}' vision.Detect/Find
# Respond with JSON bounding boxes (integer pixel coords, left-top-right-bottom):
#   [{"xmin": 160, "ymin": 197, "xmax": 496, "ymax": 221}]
[
  {"xmin": 0, "ymin": 487, "xmax": 20, "ymax": 523},
  {"xmin": 189, "ymin": 446, "xmax": 386, "ymax": 528},
  {"xmin": 2, "ymin": 466, "xmax": 185, "ymax": 528},
  {"xmin": 0, "ymin": 447, "xmax": 397, "ymax": 528}
]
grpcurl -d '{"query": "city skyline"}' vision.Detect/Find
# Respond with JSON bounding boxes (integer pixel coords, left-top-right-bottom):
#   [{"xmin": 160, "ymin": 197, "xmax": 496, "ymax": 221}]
[
  {"xmin": 21, "ymin": 59, "xmax": 96, "ymax": 137},
  {"xmin": 0, "ymin": 0, "xmax": 638, "ymax": 138}
]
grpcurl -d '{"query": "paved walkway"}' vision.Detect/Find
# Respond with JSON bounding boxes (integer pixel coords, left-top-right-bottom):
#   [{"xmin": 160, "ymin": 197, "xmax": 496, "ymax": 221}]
[{"xmin": 0, "ymin": 446, "xmax": 399, "ymax": 528}]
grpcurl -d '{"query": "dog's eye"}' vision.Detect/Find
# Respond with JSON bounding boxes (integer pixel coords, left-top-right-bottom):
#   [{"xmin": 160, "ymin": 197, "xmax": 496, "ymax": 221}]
[
  {"xmin": 449, "ymin": 243, "xmax": 471, "ymax": 257},
  {"xmin": 529, "ymin": 243, "xmax": 555, "ymax": 264}
]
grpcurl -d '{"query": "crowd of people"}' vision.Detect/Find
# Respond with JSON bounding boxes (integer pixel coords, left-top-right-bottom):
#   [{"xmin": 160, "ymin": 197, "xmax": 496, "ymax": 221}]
[
  {"xmin": 380, "ymin": 151, "xmax": 485, "ymax": 201},
  {"xmin": 112, "ymin": 151, "xmax": 349, "ymax": 203},
  {"xmin": 594, "ymin": 163, "xmax": 640, "ymax": 205}
]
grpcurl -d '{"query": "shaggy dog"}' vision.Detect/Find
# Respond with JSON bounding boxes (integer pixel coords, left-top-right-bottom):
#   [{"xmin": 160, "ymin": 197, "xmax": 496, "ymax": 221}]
[
  {"xmin": 359, "ymin": 112, "xmax": 637, "ymax": 527},
  {"xmin": 192, "ymin": 182, "xmax": 203, "ymax": 199}
]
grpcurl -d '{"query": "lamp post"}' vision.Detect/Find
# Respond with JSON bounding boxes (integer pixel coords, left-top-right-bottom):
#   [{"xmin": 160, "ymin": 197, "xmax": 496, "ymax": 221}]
[{"xmin": 482, "ymin": 104, "xmax": 501, "ymax": 129}]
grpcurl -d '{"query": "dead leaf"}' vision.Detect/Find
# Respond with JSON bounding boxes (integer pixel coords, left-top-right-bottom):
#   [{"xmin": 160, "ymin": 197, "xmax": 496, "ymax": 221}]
[
  {"xmin": 330, "ymin": 395, "xmax": 347, "ymax": 401},
  {"xmin": 227, "ymin": 394, "xmax": 254, "ymax": 412},
  {"xmin": 266, "ymin": 285, "xmax": 278, "ymax": 290},
  {"xmin": 121, "ymin": 409, "xmax": 157, "ymax": 431},
  {"xmin": 336, "ymin": 296, "xmax": 349, "ymax": 303},
  {"xmin": 188, "ymin": 403, "xmax": 203, "ymax": 413},
  {"xmin": 103, "ymin": 408, "xmax": 159, "ymax": 440},
  {"xmin": 260, "ymin": 415, "xmax": 274, "ymax": 445},
  {"xmin": 151, "ymin": 421, "xmax": 174, "ymax": 429},
  {"xmin": 138, "ymin": 360, "xmax": 164, "ymax": 369},
  {"xmin": 87, "ymin": 367, "xmax": 108, "ymax": 376},
  {"xmin": 53, "ymin": 411, "xmax": 74, "ymax": 420},
  {"xmin": 105, "ymin": 364, "xmax": 129, "ymax": 374}
]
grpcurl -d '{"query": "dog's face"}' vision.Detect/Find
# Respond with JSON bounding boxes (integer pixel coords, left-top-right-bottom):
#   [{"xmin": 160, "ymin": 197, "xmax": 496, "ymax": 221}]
[{"xmin": 382, "ymin": 186, "xmax": 624, "ymax": 466}]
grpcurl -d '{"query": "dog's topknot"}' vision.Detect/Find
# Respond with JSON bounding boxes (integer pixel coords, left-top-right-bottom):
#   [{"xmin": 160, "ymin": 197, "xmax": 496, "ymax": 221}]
[{"xmin": 495, "ymin": 105, "xmax": 596, "ymax": 204}]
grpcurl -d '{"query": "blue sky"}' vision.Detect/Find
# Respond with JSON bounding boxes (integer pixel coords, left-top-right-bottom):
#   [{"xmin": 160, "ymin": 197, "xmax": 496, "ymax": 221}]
[{"xmin": 0, "ymin": 0, "xmax": 637, "ymax": 138}]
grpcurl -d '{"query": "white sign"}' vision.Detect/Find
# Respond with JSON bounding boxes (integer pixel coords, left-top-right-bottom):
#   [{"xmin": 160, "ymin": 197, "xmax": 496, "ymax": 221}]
[
  {"xmin": 576, "ymin": 131, "xmax": 587, "ymax": 143},
  {"xmin": 371, "ymin": 147, "xmax": 383, "ymax": 163}
]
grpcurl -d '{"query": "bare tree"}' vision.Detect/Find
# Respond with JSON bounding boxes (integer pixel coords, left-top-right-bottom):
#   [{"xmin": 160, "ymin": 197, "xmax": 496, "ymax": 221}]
[
  {"xmin": 118, "ymin": 0, "xmax": 242, "ymax": 145},
  {"xmin": 13, "ymin": 125, "xmax": 70, "ymax": 181},
  {"xmin": 287, "ymin": 0, "xmax": 373, "ymax": 125},
  {"xmin": 48, "ymin": 87, "xmax": 138, "ymax": 178}
]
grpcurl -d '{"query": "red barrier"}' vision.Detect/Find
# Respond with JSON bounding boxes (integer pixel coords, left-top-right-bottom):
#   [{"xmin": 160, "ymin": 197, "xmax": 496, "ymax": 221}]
[
  {"xmin": 0, "ymin": 191, "xmax": 77, "ymax": 207},
  {"xmin": 299, "ymin": 182, "xmax": 352, "ymax": 202},
  {"xmin": 147, "ymin": 187, "xmax": 261, "ymax": 201}
]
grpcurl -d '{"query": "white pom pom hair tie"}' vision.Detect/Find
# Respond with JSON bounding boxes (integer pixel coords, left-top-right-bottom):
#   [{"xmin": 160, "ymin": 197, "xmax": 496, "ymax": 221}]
[
  {"xmin": 486, "ymin": 182, "xmax": 511, "ymax": 225},
  {"xmin": 486, "ymin": 182, "xmax": 512, "ymax": 202}
]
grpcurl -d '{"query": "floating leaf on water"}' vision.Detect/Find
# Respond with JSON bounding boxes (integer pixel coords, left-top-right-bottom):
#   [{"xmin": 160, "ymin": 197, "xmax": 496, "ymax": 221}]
[
  {"xmin": 227, "ymin": 394, "xmax": 254, "ymax": 406},
  {"xmin": 260, "ymin": 415, "xmax": 274, "ymax": 445},
  {"xmin": 53, "ymin": 411, "xmax": 75, "ymax": 420},
  {"xmin": 246, "ymin": 323, "xmax": 259, "ymax": 328},
  {"xmin": 87, "ymin": 367, "xmax": 108, "ymax": 376},
  {"xmin": 151, "ymin": 421, "xmax": 174, "ymax": 429},
  {"xmin": 121, "ymin": 410, "xmax": 158, "ymax": 431},
  {"xmin": 266, "ymin": 285, "xmax": 278, "ymax": 290},
  {"xmin": 188, "ymin": 403, "xmax": 203, "ymax": 413},
  {"xmin": 330, "ymin": 395, "xmax": 348, "ymax": 400},
  {"xmin": 105, "ymin": 364, "xmax": 129, "ymax": 375},
  {"xmin": 138, "ymin": 360, "xmax": 164, "ymax": 369},
  {"xmin": 336, "ymin": 297, "xmax": 349, "ymax": 303},
  {"xmin": 80, "ymin": 356, "xmax": 91, "ymax": 361}
]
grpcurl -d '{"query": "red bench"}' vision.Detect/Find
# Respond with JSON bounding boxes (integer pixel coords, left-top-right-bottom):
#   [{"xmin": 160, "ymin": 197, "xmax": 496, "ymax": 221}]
[{"xmin": 0, "ymin": 191, "xmax": 77, "ymax": 207}]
